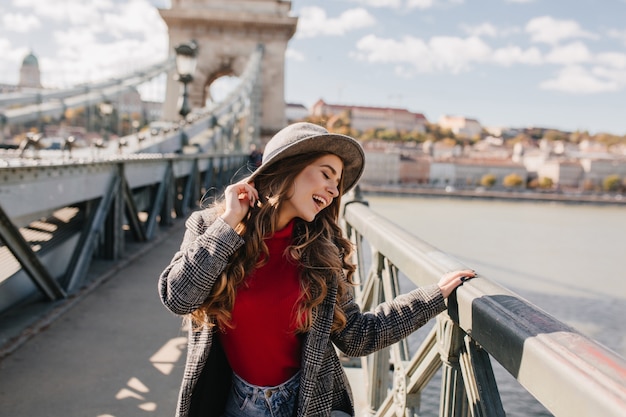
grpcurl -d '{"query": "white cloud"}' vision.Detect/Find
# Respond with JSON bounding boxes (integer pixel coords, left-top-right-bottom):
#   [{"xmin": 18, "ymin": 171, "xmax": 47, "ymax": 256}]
[
  {"xmin": 352, "ymin": 33, "xmax": 551, "ymax": 73},
  {"xmin": 352, "ymin": 34, "xmax": 491, "ymax": 74},
  {"xmin": 540, "ymin": 65, "xmax": 621, "ymax": 93},
  {"xmin": 13, "ymin": 0, "xmax": 115, "ymax": 25},
  {"xmin": 592, "ymin": 66, "xmax": 626, "ymax": 87},
  {"xmin": 406, "ymin": 0, "xmax": 436, "ymax": 9},
  {"xmin": 595, "ymin": 52, "xmax": 626, "ymax": 69},
  {"xmin": 1, "ymin": 12, "xmax": 41, "ymax": 32},
  {"xmin": 286, "ymin": 48, "xmax": 306, "ymax": 62},
  {"xmin": 545, "ymin": 41, "xmax": 592, "ymax": 65},
  {"xmin": 428, "ymin": 36, "xmax": 490, "ymax": 72},
  {"xmin": 296, "ymin": 7, "xmax": 376, "ymax": 38},
  {"xmin": 461, "ymin": 23, "xmax": 499, "ymax": 38},
  {"xmin": 526, "ymin": 16, "xmax": 597, "ymax": 45},
  {"xmin": 39, "ymin": 0, "xmax": 168, "ymax": 86},
  {"xmin": 607, "ymin": 28, "xmax": 626, "ymax": 47},
  {"xmin": 0, "ymin": 37, "xmax": 30, "ymax": 83},
  {"xmin": 461, "ymin": 23, "xmax": 521, "ymax": 38},
  {"xmin": 348, "ymin": 0, "xmax": 462, "ymax": 8},
  {"xmin": 347, "ymin": 0, "xmax": 403, "ymax": 8},
  {"xmin": 103, "ymin": 0, "xmax": 167, "ymax": 40},
  {"xmin": 492, "ymin": 45, "xmax": 543, "ymax": 66}
]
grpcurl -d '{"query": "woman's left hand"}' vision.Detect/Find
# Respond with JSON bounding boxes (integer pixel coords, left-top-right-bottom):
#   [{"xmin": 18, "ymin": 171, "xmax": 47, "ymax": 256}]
[{"xmin": 438, "ymin": 269, "xmax": 476, "ymax": 298}]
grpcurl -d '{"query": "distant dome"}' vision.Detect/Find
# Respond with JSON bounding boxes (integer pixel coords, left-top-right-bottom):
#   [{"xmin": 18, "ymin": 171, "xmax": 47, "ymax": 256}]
[{"xmin": 22, "ymin": 52, "xmax": 39, "ymax": 67}]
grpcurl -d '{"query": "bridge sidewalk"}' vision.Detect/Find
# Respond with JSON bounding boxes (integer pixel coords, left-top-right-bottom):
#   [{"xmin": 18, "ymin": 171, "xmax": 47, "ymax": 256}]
[
  {"xmin": 0, "ymin": 221, "xmax": 188, "ymax": 417},
  {"xmin": 0, "ymin": 219, "xmax": 369, "ymax": 417}
]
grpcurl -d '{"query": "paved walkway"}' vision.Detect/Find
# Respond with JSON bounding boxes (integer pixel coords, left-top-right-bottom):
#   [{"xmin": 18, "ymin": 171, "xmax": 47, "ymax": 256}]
[
  {"xmin": 0, "ymin": 221, "xmax": 188, "ymax": 417},
  {"xmin": 0, "ymin": 220, "xmax": 368, "ymax": 417}
]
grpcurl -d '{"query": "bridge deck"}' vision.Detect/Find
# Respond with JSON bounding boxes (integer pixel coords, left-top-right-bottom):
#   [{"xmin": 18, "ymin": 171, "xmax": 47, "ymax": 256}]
[{"xmin": 0, "ymin": 219, "xmax": 367, "ymax": 416}]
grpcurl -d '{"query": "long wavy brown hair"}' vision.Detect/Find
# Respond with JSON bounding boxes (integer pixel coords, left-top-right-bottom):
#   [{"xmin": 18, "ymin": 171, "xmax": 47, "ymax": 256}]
[{"xmin": 189, "ymin": 151, "xmax": 356, "ymax": 334}]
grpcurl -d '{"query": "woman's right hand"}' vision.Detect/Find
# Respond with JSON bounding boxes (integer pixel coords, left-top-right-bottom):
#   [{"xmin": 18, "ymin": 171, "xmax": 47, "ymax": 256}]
[
  {"xmin": 220, "ymin": 181, "xmax": 259, "ymax": 229},
  {"xmin": 438, "ymin": 269, "xmax": 476, "ymax": 298}
]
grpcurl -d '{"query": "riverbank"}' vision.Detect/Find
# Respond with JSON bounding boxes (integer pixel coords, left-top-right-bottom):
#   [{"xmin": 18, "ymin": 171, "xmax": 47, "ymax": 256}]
[{"xmin": 359, "ymin": 184, "xmax": 626, "ymax": 206}]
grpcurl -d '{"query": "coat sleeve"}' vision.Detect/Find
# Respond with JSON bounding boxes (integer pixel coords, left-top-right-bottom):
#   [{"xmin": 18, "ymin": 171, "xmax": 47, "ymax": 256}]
[
  {"xmin": 331, "ymin": 281, "xmax": 446, "ymax": 357},
  {"xmin": 158, "ymin": 209, "xmax": 244, "ymax": 316}
]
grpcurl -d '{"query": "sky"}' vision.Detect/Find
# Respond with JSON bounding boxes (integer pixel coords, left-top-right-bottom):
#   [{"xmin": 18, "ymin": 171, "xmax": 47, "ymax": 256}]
[{"xmin": 1, "ymin": 0, "xmax": 625, "ymax": 135}]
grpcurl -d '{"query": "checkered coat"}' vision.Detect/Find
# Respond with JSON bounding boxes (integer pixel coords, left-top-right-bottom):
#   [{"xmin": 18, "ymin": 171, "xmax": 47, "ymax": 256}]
[{"xmin": 159, "ymin": 209, "xmax": 446, "ymax": 417}]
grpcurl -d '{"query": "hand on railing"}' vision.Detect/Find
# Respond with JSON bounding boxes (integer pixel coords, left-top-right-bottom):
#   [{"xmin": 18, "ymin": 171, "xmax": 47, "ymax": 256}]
[{"xmin": 438, "ymin": 269, "xmax": 476, "ymax": 298}]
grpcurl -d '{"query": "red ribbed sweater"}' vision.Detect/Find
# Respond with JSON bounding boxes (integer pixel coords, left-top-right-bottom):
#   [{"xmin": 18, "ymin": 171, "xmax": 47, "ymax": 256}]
[{"xmin": 218, "ymin": 220, "xmax": 303, "ymax": 386}]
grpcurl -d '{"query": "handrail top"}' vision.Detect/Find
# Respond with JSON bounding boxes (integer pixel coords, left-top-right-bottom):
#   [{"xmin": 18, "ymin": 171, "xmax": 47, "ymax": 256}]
[{"xmin": 343, "ymin": 199, "xmax": 626, "ymax": 415}]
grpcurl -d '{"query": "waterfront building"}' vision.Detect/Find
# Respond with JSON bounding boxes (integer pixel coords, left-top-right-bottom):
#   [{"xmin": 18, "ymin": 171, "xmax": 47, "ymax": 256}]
[
  {"xmin": 430, "ymin": 158, "xmax": 527, "ymax": 188},
  {"xmin": 399, "ymin": 154, "xmax": 431, "ymax": 184},
  {"xmin": 580, "ymin": 158, "xmax": 626, "ymax": 186},
  {"xmin": 310, "ymin": 99, "xmax": 428, "ymax": 133},
  {"xmin": 538, "ymin": 160, "xmax": 584, "ymax": 188},
  {"xmin": 361, "ymin": 148, "xmax": 401, "ymax": 185},
  {"xmin": 438, "ymin": 115, "xmax": 482, "ymax": 138},
  {"xmin": 468, "ymin": 136, "xmax": 512, "ymax": 160},
  {"xmin": 428, "ymin": 140, "xmax": 463, "ymax": 159}
]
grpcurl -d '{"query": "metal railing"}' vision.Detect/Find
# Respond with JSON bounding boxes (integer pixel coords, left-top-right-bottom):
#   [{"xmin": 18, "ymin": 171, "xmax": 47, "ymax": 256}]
[
  {"xmin": 0, "ymin": 44, "xmax": 264, "ymax": 322},
  {"xmin": 0, "ymin": 151, "xmax": 249, "ymax": 315},
  {"xmin": 0, "ymin": 59, "xmax": 175, "ymax": 125},
  {"xmin": 342, "ymin": 191, "xmax": 626, "ymax": 417}
]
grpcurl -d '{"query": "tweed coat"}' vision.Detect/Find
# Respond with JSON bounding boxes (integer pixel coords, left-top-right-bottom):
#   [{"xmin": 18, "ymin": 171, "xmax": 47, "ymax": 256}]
[{"xmin": 158, "ymin": 208, "xmax": 447, "ymax": 417}]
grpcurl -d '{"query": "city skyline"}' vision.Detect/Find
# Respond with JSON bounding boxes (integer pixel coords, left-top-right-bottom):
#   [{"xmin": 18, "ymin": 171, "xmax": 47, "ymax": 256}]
[{"xmin": 0, "ymin": 0, "xmax": 625, "ymax": 135}]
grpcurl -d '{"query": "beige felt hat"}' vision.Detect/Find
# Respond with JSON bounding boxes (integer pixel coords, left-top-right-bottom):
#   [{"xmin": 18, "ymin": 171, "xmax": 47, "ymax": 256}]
[{"xmin": 248, "ymin": 122, "xmax": 365, "ymax": 194}]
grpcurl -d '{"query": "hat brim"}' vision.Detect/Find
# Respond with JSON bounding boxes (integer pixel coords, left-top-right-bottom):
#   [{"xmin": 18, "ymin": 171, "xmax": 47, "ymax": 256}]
[{"xmin": 246, "ymin": 133, "xmax": 365, "ymax": 194}]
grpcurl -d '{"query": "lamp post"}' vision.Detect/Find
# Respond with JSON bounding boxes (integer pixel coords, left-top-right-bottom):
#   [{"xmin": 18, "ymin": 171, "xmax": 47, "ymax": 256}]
[
  {"xmin": 175, "ymin": 40, "xmax": 198, "ymax": 119},
  {"xmin": 99, "ymin": 101, "xmax": 113, "ymax": 142}
]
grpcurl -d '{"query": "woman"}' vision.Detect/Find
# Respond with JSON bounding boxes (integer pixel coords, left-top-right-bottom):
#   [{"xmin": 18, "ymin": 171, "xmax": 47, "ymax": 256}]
[{"xmin": 158, "ymin": 122, "xmax": 475, "ymax": 417}]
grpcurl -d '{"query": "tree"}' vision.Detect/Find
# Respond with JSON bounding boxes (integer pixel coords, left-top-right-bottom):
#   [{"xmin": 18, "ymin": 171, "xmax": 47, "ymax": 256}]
[
  {"xmin": 480, "ymin": 174, "xmax": 497, "ymax": 188},
  {"xmin": 538, "ymin": 177, "xmax": 553, "ymax": 189},
  {"xmin": 603, "ymin": 174, "xmax": 622, "ymax": 192},
  {"xmin": 503, "ymin": 173, "xmax": 524, "ymax": 188}
]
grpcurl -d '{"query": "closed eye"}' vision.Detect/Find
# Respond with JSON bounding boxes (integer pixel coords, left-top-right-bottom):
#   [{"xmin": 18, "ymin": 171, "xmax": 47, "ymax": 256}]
[
  {"xmin": 320, "ymin": 163, "xmax": 341, "ymax": 186},
  {"xmin": 322, "ymin": 169, "xmax": 340, "ymax": 186}
]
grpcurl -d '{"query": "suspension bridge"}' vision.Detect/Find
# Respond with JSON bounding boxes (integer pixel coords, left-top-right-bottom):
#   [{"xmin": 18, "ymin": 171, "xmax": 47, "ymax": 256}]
[{"xmin": 1, "ymin": 2, "xmax": 625, "ymax": 416}]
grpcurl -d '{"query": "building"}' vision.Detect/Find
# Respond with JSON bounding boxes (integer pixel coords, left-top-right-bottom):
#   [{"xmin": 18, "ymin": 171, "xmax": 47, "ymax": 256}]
[
  {"xmin": 19, "ymin": 51, "xmax": 43, "ymax": 89},
  {"xmin": 430, "ymin": 158, "xmax": 527, "ymax": 188},
  {"xmin": 0, "ymin": 83, "xmax": 20, "ymax": 94},
  {"xmin": 286, "ymin": 103, "xmax": 308, "ymax": 123},
  {"xmin": 580, "ymin": 158, "xmax": 626, "ymax": 187},
  {"xmin": 538, "ymin": 160, "xmax": 584, "ymax": 188},
  {"xmin": 438, "ymin": 115, "xmax": 482, "ymax": 138},
  {"xmin": 360, "ymin": 147, "xmax": 401, "ymax": 185},
  {"xmin": 399, "ymin": 154, "xmax": 431, "ymax": 184},
  {"xmin": 310, "ymin": 99, "xmax": 428, "ymax": 133},
  {"xmin": 142, "ymin": 100, "xmax": 164, "ymax": 123}
]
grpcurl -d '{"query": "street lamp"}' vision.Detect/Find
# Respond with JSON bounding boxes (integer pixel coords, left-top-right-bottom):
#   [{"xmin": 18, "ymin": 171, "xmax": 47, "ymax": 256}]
[
  {"xmin": 99, "ymin": 101, "xmax": 113, "ymax": 142},
  {"xmin": 174, "ymin": 40, "xmax": 198, "ymax": 119}
]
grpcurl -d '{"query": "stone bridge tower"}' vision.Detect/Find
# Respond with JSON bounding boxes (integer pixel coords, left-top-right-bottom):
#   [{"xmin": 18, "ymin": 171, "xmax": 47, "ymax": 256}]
[{"xmin": 159, "ymin": 0, "xmax": 298, "ymax": 136}]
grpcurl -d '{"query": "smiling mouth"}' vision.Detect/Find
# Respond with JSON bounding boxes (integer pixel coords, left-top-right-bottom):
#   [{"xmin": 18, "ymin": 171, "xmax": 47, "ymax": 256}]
[{"xmin": 312, "ymin": 195, "xmax": 327, "ymax": 208}]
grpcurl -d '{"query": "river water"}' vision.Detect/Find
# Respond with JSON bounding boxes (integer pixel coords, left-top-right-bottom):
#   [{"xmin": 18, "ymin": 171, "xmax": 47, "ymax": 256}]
[{"xmin": 363, "ymin": 194, "xmax": 626, "ymax": 416}]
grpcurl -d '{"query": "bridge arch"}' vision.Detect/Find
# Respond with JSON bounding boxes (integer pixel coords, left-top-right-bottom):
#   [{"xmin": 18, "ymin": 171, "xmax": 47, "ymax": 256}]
[{"xmin": 159, "ymin": 0, "xmax": 298, "ymax": 137}]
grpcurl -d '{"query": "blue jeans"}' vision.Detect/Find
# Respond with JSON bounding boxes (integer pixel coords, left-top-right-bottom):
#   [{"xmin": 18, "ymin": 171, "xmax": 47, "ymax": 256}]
[{"xmin": 222, "ymin": 372, "xmax": 300, "ymax": 417}]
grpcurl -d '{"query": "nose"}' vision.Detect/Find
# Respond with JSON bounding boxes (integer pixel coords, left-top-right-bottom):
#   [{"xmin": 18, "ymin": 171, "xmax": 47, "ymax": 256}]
[{"xmin": 327, "ymin": 183, "xmax": 339, "ymax": 198}]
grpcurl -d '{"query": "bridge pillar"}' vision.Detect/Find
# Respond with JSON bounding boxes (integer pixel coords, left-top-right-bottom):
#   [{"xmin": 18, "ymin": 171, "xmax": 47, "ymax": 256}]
[{"xmin": 159, "ymin": 0, "xmax": 298, "ymax": 137}]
